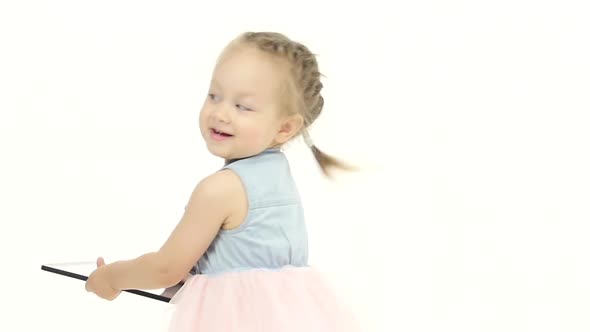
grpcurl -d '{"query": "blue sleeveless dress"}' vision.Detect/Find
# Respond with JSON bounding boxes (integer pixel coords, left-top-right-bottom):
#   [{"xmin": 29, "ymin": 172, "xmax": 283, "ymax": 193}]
[{"xmin": 168, "ymin": 148, "xmax": 361, "ymax": 332}]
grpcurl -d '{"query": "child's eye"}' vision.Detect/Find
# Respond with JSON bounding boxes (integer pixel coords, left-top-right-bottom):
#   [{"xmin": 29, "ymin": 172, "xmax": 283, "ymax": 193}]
[
  {"xmin": 208, "ymin": 93, "xmax": 220, "ymax": 102},
  {"xmin": 236, "ymin": 104, "xmax": 253, "ymax": 111}
]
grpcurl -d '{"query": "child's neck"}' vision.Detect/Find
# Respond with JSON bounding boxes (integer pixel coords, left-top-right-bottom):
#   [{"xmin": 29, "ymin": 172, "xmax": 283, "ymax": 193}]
[{"xmin": 223, "ymin": 146, "xmax": 281, "ymax": 166}]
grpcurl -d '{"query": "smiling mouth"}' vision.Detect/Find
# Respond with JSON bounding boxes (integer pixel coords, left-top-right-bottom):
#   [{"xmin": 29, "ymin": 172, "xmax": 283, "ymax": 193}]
[{"xmin": 211, "ymin": 128, "xmax": 233, "ymax": 137}]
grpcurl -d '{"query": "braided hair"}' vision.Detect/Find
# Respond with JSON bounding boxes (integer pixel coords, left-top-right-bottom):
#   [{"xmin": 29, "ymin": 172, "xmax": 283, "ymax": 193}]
[{"xmin": 232, "ymin": 32, "xmax": 356, "ymax": 177}]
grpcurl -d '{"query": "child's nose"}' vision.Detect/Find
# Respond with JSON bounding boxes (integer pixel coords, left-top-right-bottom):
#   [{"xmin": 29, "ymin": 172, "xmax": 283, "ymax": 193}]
[{"xmin": 212, "ymin": 105, "xmax": 231, "ymax": 123}]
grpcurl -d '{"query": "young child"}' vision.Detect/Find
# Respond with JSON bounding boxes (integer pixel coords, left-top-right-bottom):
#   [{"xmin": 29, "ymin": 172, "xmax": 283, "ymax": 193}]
[{"xmin": 85, "ymin": 31, "xmax": 360, "ymax": 331}]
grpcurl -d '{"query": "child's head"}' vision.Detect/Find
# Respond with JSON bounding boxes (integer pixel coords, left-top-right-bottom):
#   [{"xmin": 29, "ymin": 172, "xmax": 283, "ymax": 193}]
[{"xmin": 200, "ymin": 31, "xmax": 353, "ymax": 176}]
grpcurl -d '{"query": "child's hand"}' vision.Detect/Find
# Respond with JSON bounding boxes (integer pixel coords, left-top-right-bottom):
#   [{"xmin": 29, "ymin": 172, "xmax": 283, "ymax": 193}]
[{"xmin": 85, "ymin": 257, "xmax": 121, "ymax": 301}]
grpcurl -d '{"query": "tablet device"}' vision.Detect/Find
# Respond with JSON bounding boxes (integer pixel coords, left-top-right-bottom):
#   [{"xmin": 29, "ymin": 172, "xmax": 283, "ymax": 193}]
[{"xmin": 41, "ymin": 261, "xmax": 183, "ymax": 303}]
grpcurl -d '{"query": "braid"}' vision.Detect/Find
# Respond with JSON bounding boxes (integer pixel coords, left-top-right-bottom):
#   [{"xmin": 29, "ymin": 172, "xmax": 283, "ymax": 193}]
[{"xmin": 236, "ymin": 32, "xmax": 357, "ymax": 177}]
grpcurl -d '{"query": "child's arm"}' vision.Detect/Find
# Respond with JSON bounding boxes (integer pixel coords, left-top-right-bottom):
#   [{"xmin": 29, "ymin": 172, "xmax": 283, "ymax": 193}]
[{"xmin": 104, "ymin": 170, "xmax": 242, "ymax": 290}]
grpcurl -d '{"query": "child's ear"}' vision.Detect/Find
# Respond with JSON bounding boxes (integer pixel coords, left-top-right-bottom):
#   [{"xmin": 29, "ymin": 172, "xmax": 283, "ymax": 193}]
[{"xmin": 275, "ymin": 114, "xmax": 304, "ymax": 144}]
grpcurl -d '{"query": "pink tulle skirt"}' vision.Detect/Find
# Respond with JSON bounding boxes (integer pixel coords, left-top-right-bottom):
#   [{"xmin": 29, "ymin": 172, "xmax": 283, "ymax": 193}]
[{"xmin": 166, "ymin": 266, "xmax": 361, "ymax": 332}]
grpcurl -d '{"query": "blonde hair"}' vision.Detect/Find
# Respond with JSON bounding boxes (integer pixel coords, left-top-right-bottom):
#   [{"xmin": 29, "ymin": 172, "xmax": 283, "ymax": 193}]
[{"xmin": 232, "ymin": 31, "xmax": 356, "ymax": 177}]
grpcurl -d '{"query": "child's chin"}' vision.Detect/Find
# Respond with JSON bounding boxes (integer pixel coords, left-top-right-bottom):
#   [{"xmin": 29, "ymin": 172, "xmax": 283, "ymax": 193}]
[{"xmin": 206, "ymin": 145, "xmax": 232, "ymax": 159}]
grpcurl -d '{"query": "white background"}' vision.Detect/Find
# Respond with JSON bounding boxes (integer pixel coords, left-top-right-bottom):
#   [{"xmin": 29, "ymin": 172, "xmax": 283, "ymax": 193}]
[{"xmin": 1, "ymin": 1, "xmax": 589, "ymax": 331}]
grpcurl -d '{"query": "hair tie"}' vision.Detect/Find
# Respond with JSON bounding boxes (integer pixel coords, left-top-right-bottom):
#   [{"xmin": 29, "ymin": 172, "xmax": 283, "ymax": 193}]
[{"xmin": 303, "ymin": 132, "xmax": 314, "ymax": 148}]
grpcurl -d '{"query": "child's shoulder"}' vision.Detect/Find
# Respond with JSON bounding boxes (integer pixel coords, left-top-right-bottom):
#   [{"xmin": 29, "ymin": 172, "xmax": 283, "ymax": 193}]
[
  {"xmin": 193, "ymin": 169, "xmax": 244, "ymax": 203},
  {"xmin": 181, "ymin": 169, "xmax": 247, "ymax": 230}
]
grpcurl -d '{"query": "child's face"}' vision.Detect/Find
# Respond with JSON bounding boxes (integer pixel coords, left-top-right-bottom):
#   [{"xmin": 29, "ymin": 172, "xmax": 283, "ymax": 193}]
[{"xmin": 199, "ymin": 45, "xmax": 289, "ymax": 161}]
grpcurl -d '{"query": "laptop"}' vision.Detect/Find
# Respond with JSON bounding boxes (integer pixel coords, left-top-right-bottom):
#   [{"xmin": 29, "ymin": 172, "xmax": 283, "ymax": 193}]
[{"xmin": 41, "ymin": 261, "xmax": 186, "ymax": 302}]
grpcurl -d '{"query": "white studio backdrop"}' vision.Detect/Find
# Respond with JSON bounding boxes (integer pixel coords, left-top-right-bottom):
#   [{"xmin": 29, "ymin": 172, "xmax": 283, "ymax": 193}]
[{"xmin": 1, "ymin": 1, "xmax": 589, "ymax": 331}]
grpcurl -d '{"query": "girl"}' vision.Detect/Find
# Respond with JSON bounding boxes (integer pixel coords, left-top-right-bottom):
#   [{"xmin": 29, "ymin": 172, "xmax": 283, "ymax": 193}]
[{"xmin": 85, "ymin": 31, "xmax": 360, "ymax": 331}]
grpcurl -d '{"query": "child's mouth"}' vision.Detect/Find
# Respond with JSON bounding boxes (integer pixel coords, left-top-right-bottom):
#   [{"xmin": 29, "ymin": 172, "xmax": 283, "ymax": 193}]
[{"xmin": 210, "ymin": 128, "xmax": 233, "ymax": 141}]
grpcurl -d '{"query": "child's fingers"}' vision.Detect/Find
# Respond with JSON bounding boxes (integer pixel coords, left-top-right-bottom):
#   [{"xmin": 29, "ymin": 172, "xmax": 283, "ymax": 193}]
[{"xmin": 97, "ymin": 257, "xmax": 105, "ymax": 267}]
